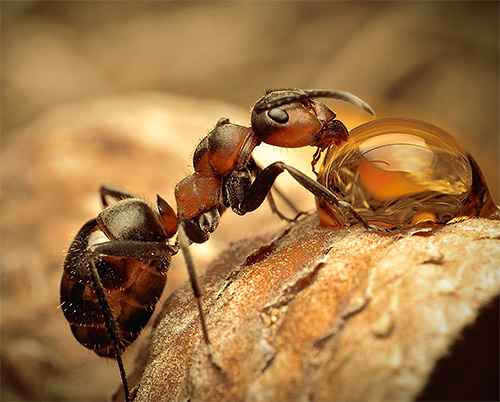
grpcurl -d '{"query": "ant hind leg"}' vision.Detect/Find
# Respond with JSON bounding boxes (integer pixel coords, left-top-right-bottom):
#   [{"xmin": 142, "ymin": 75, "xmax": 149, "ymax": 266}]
[
  {"xmin": 176, "ymin": 222, "xmax": 225, "ymax": 374},
  {"xmin": 100, "ymin": 184, "xmax": 141, "ymax": 207},
  {"xmin": 86, "ymin": 251, "xmax": 131, "ymax": 402}
]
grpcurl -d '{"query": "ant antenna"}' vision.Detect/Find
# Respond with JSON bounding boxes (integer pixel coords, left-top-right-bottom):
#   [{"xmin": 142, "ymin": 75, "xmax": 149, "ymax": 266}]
[{"xmin": 254, "ymin": 89, "xmax": 375, "ymax": 116}]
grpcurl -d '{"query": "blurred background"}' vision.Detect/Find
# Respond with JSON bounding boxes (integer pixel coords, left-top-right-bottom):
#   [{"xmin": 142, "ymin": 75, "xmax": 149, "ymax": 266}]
[{"xmin": 1, "ymin": 1, "xmax": 498, "ymax": 401}]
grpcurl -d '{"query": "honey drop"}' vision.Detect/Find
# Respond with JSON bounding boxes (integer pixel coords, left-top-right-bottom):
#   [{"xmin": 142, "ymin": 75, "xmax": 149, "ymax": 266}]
[{"xmin": 317, "ymin": 118, "xmax": 498, "ymax": 228}]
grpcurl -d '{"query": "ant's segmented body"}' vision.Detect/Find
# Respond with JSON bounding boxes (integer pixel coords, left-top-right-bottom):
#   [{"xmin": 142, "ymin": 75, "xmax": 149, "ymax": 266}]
[{"xmin": 60, "ymin": 89, "xmax": 382, "ymax": 401}]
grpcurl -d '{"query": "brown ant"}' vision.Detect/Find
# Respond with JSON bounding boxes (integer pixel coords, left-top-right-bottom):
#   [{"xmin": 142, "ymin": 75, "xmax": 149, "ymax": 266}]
[{"xmin": 60, "ymin": 89, "xmax": 383, "ymax": 401}]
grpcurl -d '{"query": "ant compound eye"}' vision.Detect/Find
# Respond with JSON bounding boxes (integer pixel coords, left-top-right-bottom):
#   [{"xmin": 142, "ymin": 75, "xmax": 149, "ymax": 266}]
[
  {"xmin": 317, "ymin": 118, "xmax": 498, "ymax": 228},
  {"xmin": 267, "ymin": 108, "xmax": 289, "ymax": 124}
]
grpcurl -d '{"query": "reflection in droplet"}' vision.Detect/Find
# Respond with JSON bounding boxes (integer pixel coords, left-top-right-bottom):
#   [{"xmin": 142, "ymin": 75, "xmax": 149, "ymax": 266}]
[{"xmin": 317, "ymin": 118, "xmax": 498, "ymax": 227}]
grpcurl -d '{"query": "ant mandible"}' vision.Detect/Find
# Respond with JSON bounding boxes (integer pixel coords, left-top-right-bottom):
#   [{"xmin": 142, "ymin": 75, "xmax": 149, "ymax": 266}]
[{"xmin": 60, "ymin": 89, "xmax": 383, "ymax": 402}]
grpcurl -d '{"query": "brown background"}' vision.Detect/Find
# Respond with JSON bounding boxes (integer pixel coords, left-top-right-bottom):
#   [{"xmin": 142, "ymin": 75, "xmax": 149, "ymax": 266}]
[{"xmin": 1, "ymin": 1, "xmax": 498, "ymax": 401}]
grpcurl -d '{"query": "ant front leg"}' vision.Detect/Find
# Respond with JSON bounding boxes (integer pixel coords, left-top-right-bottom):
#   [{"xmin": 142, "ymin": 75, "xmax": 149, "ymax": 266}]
[{"xmin": 236, "ymin": 161, "xmax": 389, "ymax": 232}]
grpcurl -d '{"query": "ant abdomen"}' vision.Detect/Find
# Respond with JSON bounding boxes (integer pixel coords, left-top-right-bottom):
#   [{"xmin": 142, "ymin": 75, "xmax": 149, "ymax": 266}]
[{"xmin": 61, "ymin": 213, "xmax": 171, "ymax": 357}]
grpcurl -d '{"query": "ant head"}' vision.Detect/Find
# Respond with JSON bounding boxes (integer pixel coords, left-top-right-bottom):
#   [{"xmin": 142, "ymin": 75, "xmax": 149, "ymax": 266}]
[
  {"xmin": 250, "ymin": 89, "xmax": 375, "ymax": 149},
  {"xmin": 253, "ymin": 89, "xmax": 375, "ymax": 115}
]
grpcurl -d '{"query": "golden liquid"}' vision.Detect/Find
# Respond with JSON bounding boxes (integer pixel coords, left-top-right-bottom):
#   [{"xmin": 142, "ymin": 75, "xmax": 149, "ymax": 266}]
[{"xmin": 317, "ymin": 118, "xmax": 497, "ymax": 227}]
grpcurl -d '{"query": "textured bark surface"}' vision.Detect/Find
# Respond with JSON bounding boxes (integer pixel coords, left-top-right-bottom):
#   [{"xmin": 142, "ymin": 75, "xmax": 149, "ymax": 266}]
[{"xmin": 131, "ymin": 215, "xmax": 500, "ymax": 401}]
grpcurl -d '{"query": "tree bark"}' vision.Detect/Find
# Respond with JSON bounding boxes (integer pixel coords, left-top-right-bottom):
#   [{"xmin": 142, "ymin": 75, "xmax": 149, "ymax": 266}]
[{"xmin": 129, "ymin": 215, "xmax": 500, "ymax": 401}]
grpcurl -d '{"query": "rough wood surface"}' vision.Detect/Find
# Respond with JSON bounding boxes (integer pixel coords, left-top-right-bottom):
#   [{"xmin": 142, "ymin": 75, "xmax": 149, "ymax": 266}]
[{"xmin": 131, "ymin": 215, "xmax": 500, "ymax": 401}]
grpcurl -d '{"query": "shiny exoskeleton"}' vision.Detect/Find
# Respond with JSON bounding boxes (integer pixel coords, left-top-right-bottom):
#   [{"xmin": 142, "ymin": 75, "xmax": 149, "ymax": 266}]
[
  {"xmin": 61, "ymin": 190, "xmax": 177, "ymax": 358},
  {"xmin": 174, "ymin": 89, "xmax": 379, "ymax": 231},
  {"xmin": 61, "ymin": 186, "xmax": 179, "ymax": 401},
  {"xmin": 61, "ymin": 89, "xmax": 380, "ymax": 402}
]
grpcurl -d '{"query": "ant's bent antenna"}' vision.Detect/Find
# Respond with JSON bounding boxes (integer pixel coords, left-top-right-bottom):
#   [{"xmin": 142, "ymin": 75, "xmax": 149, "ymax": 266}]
[{"xmin": 254, "ymin": 89, "xmax": 375, "ymax": 116}]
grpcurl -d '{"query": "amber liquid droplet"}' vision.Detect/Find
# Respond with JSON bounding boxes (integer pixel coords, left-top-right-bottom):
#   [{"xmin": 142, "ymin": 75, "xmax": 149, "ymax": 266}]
[{"xmin": 317, "ymin": 118, "xmax": 499, "ymax": 228}]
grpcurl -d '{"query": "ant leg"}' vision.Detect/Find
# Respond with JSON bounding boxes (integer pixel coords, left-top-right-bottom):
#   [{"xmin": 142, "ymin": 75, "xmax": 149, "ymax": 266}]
[
  {"xmin": 87, "ymin": 240, "xmax": 176, "ymax": 402},
  {"xmin": 90, "ymin": 240, "xmax": 177, "ymax": 260},
  {"xmin": 265, "ymin": 190, "xmax": 294, "ymax": 222},
  {"xmin": 239, "ymin": 161, "xmax": 389, "ymax": 232},
  {"xmin": 248, "ymin": 158, "xmax": 302, "ymax": 221},
  {"xmin": 267, "ymin": 185, "xmax": 305, "ymax": 221},
  {"xmin": 176, "ymin": 222, "xmax": 223, "ymax": 372},
  {"xmin": 100, "ymin": 184, "xmax": 140, "ymax": 207},
  {"xmin": 86, "ymin": 251, "xmax": 131, "ymax": 402}
]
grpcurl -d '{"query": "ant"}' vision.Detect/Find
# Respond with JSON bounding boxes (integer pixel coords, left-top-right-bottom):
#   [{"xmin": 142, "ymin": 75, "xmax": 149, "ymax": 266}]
[{"xmin": 60, "ymin": 89, "xmax": 385, "ymax": 401}]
